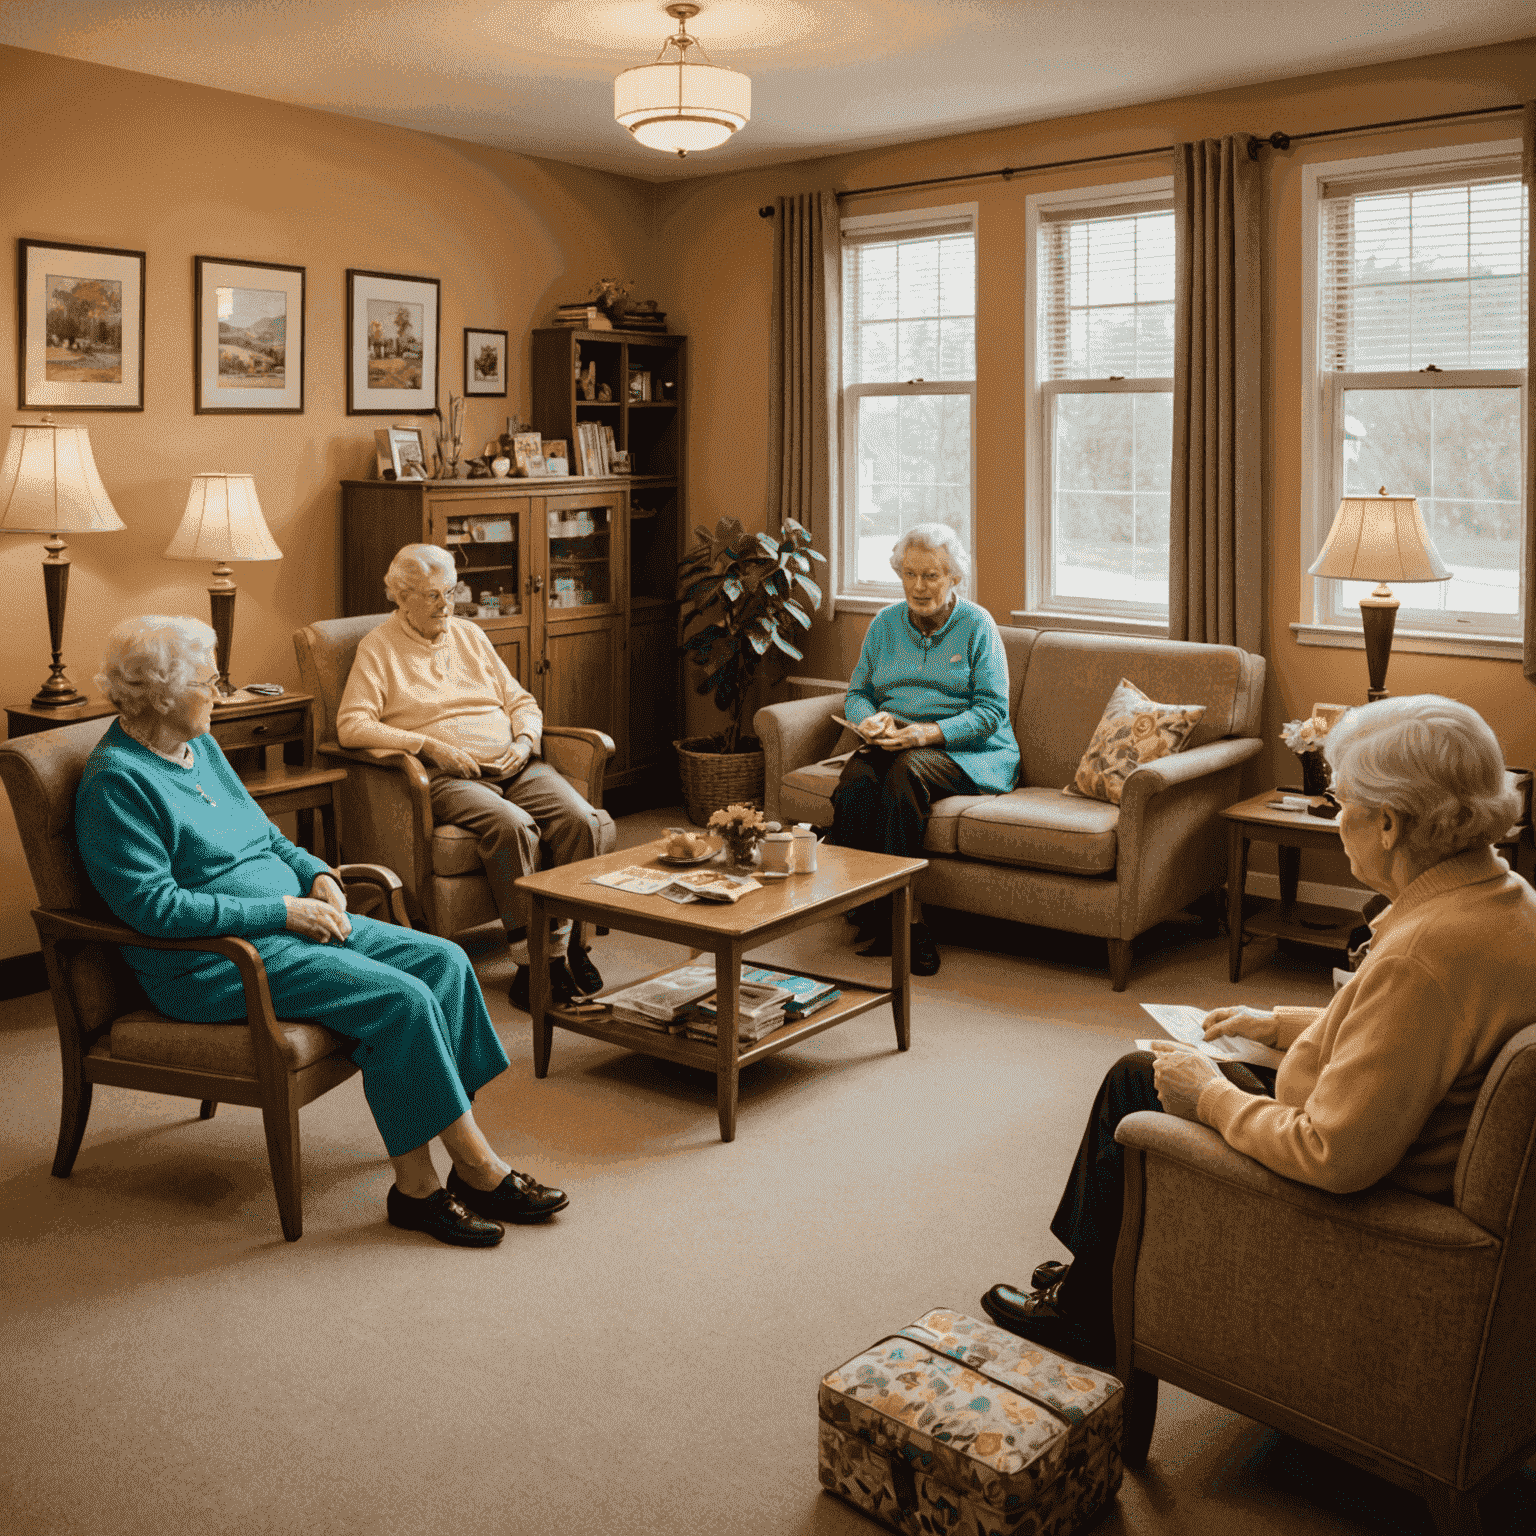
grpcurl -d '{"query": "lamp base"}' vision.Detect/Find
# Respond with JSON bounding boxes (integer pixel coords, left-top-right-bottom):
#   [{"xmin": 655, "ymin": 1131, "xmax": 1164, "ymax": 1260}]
[
  {"xmin": 30, "ymin": 677, "xmax": 83, "ymax": 709},
  {"xmin": 1359, "ymin": 585, "xmax": 1399, "ymax": 702},
  {"xmin": 32, "ymin": 536, "xmax": 81, "ymax": 706}
]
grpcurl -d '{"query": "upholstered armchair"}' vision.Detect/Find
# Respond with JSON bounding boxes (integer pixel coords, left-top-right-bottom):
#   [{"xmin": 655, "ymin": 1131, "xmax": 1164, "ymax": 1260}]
[
  {"xmin": 294, "ymin": 613, "xmax": 614, "ymax": 938},
  {"xmin": 0, "ymin": 716, "xmax": 412, "ymax": 1242},
  {"xmin": 1112, "ymin": 1024, "xmax": 1536, "ymax": 1536}
]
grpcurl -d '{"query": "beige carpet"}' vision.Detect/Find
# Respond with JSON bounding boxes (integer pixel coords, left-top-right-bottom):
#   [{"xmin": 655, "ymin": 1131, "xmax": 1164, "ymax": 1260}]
[{"xmin": 2, "ymin": 808, "xmax": 1531, "ymax": 1536}]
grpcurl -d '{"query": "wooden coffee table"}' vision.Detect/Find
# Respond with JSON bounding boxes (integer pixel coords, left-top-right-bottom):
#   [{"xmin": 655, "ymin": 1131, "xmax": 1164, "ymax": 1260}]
[{"xmin": 516, "ymin": 842, "xmax": 928, "ymax": 1141}]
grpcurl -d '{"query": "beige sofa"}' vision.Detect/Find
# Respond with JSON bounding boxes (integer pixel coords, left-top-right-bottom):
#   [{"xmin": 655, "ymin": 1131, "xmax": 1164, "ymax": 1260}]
[{"xmin": 754, "ymin": 628, "xmax": 1266, "ymax": 989}]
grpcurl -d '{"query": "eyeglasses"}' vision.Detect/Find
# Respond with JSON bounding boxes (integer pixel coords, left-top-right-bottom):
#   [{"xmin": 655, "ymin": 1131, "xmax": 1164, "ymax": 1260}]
[{"xmin": 901, "ymin": 568, "xmax": 947, "ymax": 585}]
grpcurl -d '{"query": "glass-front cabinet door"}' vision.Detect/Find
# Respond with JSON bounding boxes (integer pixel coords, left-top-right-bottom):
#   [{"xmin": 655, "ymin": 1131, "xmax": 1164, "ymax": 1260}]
[
  {"xmin": 541, "ymin": 492, "xmax": 620, "ymax": 615},
  {"xmin": 427, "ymin": 491, "xmax": 533, "ymax": 688}
]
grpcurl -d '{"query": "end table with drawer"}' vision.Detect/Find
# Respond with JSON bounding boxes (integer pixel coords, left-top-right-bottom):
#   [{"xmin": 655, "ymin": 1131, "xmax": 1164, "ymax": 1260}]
[{"xmin": 5, "ymin": 691, "xmax": 346, "ymax": 866}]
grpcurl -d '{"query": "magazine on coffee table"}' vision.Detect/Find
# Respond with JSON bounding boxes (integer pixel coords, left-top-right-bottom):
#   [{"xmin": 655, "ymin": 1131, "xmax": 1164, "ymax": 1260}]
[
  {"xmin": 1135, "ymin": 1003, "xmax": 1285, "ymax": 1070},
  {"xmin": 588, "ymin": 866, "xmax": 761, "ymax": 904}
]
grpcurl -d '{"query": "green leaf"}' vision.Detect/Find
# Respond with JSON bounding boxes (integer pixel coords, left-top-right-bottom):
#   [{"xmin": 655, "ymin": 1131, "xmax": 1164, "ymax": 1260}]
[
  {"xmin": 786, "ymin": 552, "xmax": 809, "ymax": 573},
  {"xmin": 747, "ymin": 631, "xmax": 769, "ymax": 655},
  {"xmin": 721, "ymin": 577, "xmax": 743, "ymax": 603},
  {"xmin": 770, "ymin": 631, "xmax": 804, "ymax": 660},
  {"xmin": 783, "ymin": 599, "xmax": 812, "ymax": 628},
  {"xmin": 755, "ymin": 532, "xmax": 780, "ymax": 557},
  {"xmin": 793, "ymin": 572, "xmax": 823, "ymax": 608}
]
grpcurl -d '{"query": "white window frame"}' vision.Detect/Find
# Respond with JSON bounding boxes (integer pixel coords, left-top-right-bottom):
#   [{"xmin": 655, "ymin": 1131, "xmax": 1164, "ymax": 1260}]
[
  {"xmin": 1015, "ymin": 175, "xmax": 1174, "ymax": 637},
  {"xmin": 837, "ymin": 203, "xmax": 977, "ymax": 612},
  {"xmin": 1296, "ymin": 139, "xmax": 1527, "ymax": 662}
]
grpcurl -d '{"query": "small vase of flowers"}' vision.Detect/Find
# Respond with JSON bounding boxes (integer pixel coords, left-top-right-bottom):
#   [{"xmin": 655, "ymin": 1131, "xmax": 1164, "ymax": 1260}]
[
  {"xmin": 708, "ymin": 803, "xmax": 768, "ymax": 868},
  {"xmin": 1280, "ymin": 705, "xmax": 1349, "ymax": 796}
]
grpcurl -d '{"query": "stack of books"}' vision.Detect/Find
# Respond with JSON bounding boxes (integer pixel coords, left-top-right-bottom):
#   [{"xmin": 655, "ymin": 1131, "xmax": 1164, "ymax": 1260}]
[
  {"xmin": 552, "ymin": 303, "xmax": 612, "ymax": 331},
  {"xmin": 679, "ymin": 964, "xmax": 842, "ymax": 1044},
  {"xmin": 573, "ymin": 421, "xmax": 620, "ymax": 476},
  {"xmin": 601, "ymin": 964, "xmax": 717, "ymax": 1034},
  {"xmin": 620, "ymin": 307, "xmax": 667, "ymax": 333}
]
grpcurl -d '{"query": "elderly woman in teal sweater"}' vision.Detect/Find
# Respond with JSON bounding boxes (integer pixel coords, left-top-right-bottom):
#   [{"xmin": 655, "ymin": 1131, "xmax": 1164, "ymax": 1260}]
[
  {"xmin": 74, "ymin": 615, "xmax": 568, "ymax": 1249},
  {"xmin": 834, "ymin": 523, "xmax": 1018, "ymax": 975}
]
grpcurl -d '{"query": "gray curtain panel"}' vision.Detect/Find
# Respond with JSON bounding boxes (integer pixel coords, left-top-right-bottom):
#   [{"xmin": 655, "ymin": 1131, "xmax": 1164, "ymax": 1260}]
[
  {"xmin": 1170, "ymin": 138, "xmax": 1263, "ymax": 654},
  {"xmin": 767, "ymin": 191, "xmax": 840, "ymax": 616},
  {"xmin": 1523, "ymin": 103, "xmax": 1535, "ymax": 681}
]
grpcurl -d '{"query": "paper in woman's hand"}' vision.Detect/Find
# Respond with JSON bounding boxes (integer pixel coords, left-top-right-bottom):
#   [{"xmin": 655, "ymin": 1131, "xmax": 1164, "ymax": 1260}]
[{"xmin": 834, "ymin": 714, "xmax": 905, "ymax": 743}]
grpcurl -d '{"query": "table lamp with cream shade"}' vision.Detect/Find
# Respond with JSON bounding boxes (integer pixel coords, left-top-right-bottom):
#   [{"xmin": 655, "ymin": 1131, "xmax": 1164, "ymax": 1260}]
[
  {"xmin": 0, "ymin": 415, "xmax": 126, "ymax": 708},
  {"xmin": 1308, "ymin": 488, "xmax": 1451, "ymax": 702},
  {"xmin": 164, "ymin": 473, "xmax": 281, "ymax": 701}
]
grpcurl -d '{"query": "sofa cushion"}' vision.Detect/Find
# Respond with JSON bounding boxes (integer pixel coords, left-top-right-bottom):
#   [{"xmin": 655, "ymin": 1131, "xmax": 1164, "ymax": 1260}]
[
  {"xmin": 955, "ymin": 788, "xmax": 1119, "ymax": 874},
  {"xmin": 780, "ymin": 756, "xmax": 850, "ymax": 828},
  {"xmin": 1071, "ymin": 677, "xmax": 1205, "ymax": 804},
  {"xmin": 923, "ymin": 794, "xmax": 995, "ymax": 855},
  {"xmin": 432, "ymin": 823, "xmax": 483, "ymax": 878}
]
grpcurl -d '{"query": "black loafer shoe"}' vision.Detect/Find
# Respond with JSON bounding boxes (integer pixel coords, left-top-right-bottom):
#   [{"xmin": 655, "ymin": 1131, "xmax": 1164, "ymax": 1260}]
[
  {"xmin": 1031, "ymin": 1259, "xmax": 1071, "ymax": 1291},
  {"xmin": 447, "ymin": 1166, "xmax": 569, "ymax": 1224},
  {"xmin": 910, "ymin": 922, "xmax": 941, "ymax": 977},
  {"xmin": 510, "ymin": 958, "xmax": 579, "ymax": 1012},
  {"xmin": 979, "ymin": 1283, "xmax": 1112, "ymax": 1371},
  {"xmin": 567, "ymin": 945, "xmax": 603, "ymax": 997},
  {"xmin": 386, "ymin": 1185, "xmax": 504, "ymax": 1247}
]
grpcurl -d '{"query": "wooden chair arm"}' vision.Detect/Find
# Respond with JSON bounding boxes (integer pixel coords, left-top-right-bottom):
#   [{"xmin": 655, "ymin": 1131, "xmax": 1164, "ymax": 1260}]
[
  {"xmin": 336, "ymin": 863, "xmax": 411, "ymax": 927},
  {"xmin": 542, "ymin": 727, "xmax": 615, "ymax": 807}
]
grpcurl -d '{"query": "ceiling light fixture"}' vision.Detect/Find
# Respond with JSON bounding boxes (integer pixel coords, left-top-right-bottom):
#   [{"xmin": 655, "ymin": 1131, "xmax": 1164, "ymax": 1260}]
[{"xmin": 614, "ymin": 3, "xmax": 750, "ymax": 159}]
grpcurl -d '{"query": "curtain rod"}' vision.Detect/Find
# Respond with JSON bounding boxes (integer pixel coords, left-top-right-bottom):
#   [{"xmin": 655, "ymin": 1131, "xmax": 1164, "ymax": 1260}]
[{"xmin": 756, "ymin": 99, "xmax": 1524, "ymax": 214}]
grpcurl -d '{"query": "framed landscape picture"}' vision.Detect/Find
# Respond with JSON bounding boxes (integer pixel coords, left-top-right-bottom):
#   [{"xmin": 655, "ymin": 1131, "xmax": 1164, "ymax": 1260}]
[
  {"xmin": 346, "ymin": 268, "xmax": 439, "ymax": 414},
  {"xmin": 194, "ymin": 256, "xmax": 304, "ymax": 413},
  {"xmin": 464, "ymin": 327, "xmax": 507, "ymax": 397},
  {"xmin": 18, "ymin": 238, "xmax": 145, "ymax": 411}
]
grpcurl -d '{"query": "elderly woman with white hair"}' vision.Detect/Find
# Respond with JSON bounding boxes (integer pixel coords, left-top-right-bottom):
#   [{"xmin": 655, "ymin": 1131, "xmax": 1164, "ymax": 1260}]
[
  {"xmin": 76, "ymin": 614, "xmax": 570, "ymax": 1249},
  {"xmin": 979, "ymin": 694, "xmax": 1536, "ymax": 1369},
  {"xmin": 832, "ymin": 522, "xmax": 1019, "ymax": 975},
  {"xmin": 336, "ymin": 542, "xmax": 615, "ymax": 1010}
]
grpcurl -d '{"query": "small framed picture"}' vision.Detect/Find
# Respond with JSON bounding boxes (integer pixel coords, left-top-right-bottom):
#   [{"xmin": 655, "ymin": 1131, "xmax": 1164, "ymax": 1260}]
[
  {"xmin": 543, "ymin": 439, "xmax": 570, "ymax": 476},
  {"xmin": 18, "ymin": 238, "xmax": 145, "ymax": 411},
  {"xmin": 346, "ymin": 268, "xmax": 440, "ymax": 414},
  {"xmin": 464, "ymin": 327, "xmax": 507, "ymax": 397},
  {"xmin": 373, "ymin": 425, "xmax": 428, "ymax": 479},
  {"xmin": 511, "ymin": 431, "xmax": 543, "ymax": 476},
  {"xmin": 627, "ymin": 368, "xmax": 650, "ymax": 402},
  {"xmin": 194, "ymin": 256, "xmax": 304, "ymax": 414}
]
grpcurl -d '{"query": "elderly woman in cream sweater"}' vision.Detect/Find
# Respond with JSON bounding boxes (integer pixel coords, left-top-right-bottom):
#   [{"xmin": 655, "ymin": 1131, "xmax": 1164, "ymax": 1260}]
[
  {"xmin": 980, "ymin": 694, "xmax": 1536, "ymax": 1368},
  {"xmin": 336, "ymin": 544, "xmax": 615, "ymax": 1009}
]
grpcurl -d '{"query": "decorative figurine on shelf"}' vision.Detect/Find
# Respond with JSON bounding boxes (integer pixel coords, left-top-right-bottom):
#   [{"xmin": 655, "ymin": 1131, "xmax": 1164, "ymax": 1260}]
[
  {"xmin": 581, "ymin": 362, "xmax": 597, "ymax": 401},
  {"xmin": 589, "ymin": 276, "xmax": 631, "ymax": 325},
  {"xmin": 433, "ymin": 395, "xmax": 465, "ymax": 479},
  {"xmin": 596, "ymin": 382, "xmax": 612, "ymax": 403}
]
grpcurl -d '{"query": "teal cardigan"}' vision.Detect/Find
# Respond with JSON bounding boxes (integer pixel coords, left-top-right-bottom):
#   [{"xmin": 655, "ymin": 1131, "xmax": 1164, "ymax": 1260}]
[
  {"xmin": 75, "ymin": 722, "xmax": 331, "ymax": 1005},
  {"xmin": 844, "ymin": 598, "xmax": 1019, "ymax": 795}
]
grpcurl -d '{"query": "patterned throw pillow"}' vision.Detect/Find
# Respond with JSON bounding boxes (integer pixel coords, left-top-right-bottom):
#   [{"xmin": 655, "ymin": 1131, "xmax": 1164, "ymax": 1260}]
[{"xmin": 1069, "ymin": 678, "xmax": 1206, "ymax": 805}]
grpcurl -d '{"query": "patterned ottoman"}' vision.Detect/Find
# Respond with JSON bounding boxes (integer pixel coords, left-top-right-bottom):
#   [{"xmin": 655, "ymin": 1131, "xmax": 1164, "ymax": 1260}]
[{"xmin": 818, "ymin": 1308, "xmax": 1123, "ymax": 1536}]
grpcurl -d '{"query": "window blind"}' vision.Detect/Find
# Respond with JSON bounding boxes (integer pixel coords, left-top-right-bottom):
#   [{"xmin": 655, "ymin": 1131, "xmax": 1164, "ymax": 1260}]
[
  {"xmin": 842, "ymin": 220, "xmax": 975, "ymax": 385},
  {"xmin": 1320, "ymin": 168, "xmax": 1528, "ymax": 371},
  {"xmin": 1040, "ymin": 205, "xmax": 1174, "ymax": 381}
]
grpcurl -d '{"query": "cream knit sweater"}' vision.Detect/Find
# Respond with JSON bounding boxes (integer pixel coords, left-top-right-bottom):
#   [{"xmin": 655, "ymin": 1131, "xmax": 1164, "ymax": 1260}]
[
  {"xmin": 1197, "ymin": 845, "xmax": 1536, "ymax": 1198},
  {"xmin": 336, "ymin": 610, "xmax": 542, "ymax": 773}
]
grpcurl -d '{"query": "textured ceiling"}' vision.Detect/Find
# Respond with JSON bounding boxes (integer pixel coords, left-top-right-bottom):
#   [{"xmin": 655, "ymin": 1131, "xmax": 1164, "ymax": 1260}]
[{"xmin": 2, "ymin": 0, "xmax": 1532, "ymax": 181}]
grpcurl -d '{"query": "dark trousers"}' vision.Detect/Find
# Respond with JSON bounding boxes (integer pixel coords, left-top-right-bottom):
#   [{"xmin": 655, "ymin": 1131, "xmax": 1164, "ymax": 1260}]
[
  {"xmin": 830, "ymin": 746, "xmax": 976, "ymax": 861},
  {"xmin": 1052, "ymin": 1052, "xmax": 1277, "ymax": 1331}
]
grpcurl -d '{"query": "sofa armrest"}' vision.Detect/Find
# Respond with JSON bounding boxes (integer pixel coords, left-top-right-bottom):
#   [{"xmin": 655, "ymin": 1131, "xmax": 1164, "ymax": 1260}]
[
  {"xmin": 1119, "ymin": 736, "xmax": 1264, "ymax": 806},
  {"xmin": 754, "ymin": 695, "xmax": 847, "ymax": 823},
  {"xmin": 542, "ymin": 727, "xmax": 615, "ymax": 807},
  {"xmin": 1115, "ymin": 1112, "xmax": 1495, "ymax": 1250}
]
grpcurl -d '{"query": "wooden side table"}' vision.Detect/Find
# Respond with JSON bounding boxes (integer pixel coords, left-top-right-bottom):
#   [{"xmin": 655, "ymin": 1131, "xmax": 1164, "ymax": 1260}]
[
  {"xmin": 6, "ymin": 691, "xmax": 345, "ymax": 867},
  {"xmin": 1221, "ymin": 790, "xmax": 1358, "ymax": 983}
]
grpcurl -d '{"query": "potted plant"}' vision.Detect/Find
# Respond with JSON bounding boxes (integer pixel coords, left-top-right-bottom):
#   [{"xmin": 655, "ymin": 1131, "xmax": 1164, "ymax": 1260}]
[{"xmin": 676, "ymin": 516, "xmax": 825, "ymax": 825}]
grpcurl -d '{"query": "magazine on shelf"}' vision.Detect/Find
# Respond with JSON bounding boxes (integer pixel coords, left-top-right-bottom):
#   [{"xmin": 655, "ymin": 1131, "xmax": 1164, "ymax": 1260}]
[
  {"xmin": 600, "ymin": 963, "xmax": 719, "ymax": 1033},
  {"xmin": 1135, "ymin": 1003, "xmax": 1285, "ymax": 1070},
  {"xmin": 587, "ymin": 866, "xmax": 762, "ymax": 904}
]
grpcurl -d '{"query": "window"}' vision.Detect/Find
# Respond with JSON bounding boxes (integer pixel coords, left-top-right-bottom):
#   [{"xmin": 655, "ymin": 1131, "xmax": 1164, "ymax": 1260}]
[
  {"xmin": 1305, "ymin": 144, "xmax": 1528, "ymax": 646},
  {"xmin": 839, "ymin": 205, "xmax": 975, "ymax": 603},
  {"xmin": 1023, "ymin": 179, "xmax": 1174, "ymax": 628}
]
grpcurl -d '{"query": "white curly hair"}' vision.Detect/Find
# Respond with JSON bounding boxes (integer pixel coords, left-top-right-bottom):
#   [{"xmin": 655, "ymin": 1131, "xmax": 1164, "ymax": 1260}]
[
  {"xmin": 384, "ymin": 543, "xmax": 458, "ymax": 606},
  {"xmin": 1324, "ymin": 694, "xmax": 1521, "ymax": 864},
  {"xmin": 95, "ymin": 615, "xmax": 218, "ymax": 717},
  {"xmin": 888, "ymin": 523, "xmax": 969, "ymax": 592}
]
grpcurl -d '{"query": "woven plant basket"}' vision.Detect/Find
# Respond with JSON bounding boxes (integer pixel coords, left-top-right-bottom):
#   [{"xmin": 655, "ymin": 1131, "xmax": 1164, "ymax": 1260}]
[{"xmin": 674, "ymin": 735, "xmax": 765, "ymax": 826}]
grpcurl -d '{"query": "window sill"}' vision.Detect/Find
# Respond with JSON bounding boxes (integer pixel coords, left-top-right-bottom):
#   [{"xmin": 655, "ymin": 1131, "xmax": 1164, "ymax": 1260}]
[
  {"xmin": 1009, "ymin": 610, "xmax": 1169, "ymax": 639},
  {"xmin": 1291, "ymin": 622, "xmax": 1522, "ymax": 662}
]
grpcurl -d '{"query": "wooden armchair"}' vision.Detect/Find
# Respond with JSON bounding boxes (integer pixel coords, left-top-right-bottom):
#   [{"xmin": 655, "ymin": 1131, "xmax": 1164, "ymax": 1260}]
[
  {"xmin": 0, "ymin": 716, "xmax": 412, "ymax": 1242},
  {"xmin": 294, "ymin": 613, "xmax": 614, "ymax": 938},
  {"xmin": 1112, "ymin": 1023, "xmax": 1536, "ymax": 1535}
]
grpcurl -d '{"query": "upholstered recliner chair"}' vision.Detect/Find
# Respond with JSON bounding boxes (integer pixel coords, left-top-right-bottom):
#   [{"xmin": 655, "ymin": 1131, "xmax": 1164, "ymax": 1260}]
[
  {"xmin": 1112, "ymin": 1022, "xmax": 1536, "ymax": 1536},
  {"xmin": 755, "ymin": 628, "xmax": 1266, "ymax": 989},
  {"xmin": 294, "ymin": 613, "xmax": 614, "ymax": 938},
  {"xmin": 0, "ymin": 716, "xmax": 412, "ymax": 1242}
]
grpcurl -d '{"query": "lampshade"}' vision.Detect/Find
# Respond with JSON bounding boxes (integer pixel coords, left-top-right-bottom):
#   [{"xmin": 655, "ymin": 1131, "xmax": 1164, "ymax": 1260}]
[
  {"xmin": 615, "ymin": 3, "xmax": 750, "ymax": 158},
  {"xmin": 1307, "ymin": 491, "xmax": 1451, "ymax": 584},
  {"xmin": 0, "ymin": 419, "xmax": 124, "ymax": 534},
  {"xmin": 165, "ymin": 474, "xmax": 281, "ymax": 563}
]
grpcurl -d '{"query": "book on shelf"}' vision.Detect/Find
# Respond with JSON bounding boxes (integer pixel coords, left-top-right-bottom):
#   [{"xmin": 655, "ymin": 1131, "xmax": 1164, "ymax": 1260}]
[
  {"xmin": 553, "ymin": 304, "xmax": 612, "ymax": 330},
  {"xmin": 600, "ymin": 963, "xmax": 718, "ymax": 1033}
]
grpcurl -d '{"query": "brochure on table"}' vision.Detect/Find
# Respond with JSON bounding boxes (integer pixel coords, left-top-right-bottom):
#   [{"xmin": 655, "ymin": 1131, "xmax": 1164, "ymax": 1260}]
[{"xmin": 589, "ymin": 866, "xmax": 762, "ymax": 905}]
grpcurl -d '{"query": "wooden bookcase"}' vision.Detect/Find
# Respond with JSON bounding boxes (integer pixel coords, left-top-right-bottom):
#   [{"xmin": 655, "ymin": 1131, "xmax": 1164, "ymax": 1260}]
[{"xmin": 339, "ymin": 472, "xmax": 680, "ymax": 792}]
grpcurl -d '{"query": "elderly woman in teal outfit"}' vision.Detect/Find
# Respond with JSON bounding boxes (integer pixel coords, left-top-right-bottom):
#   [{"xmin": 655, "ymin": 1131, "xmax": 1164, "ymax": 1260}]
[
  {"xmin": 833, "ymin": 523, "xmax": 1018, "ymax": 976},
  {"xmin": 75, "ymin": 614, "xmax": 568, "ymax": 1249}
]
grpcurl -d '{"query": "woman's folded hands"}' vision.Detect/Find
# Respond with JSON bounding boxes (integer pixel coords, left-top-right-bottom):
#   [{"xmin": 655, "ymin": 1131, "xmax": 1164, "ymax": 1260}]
[{"xmin": 284, "ymin": 872, "xmax": 353, "ymax": 945}]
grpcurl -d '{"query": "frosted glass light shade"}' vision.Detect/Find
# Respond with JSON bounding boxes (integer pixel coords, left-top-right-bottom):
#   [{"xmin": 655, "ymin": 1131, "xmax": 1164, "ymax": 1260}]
[
  {"xmin": 1308, "ymin": 492, "xmax": 1451, "ymax": 584},
  {"xmin": 614, "ymin": 60, "xmax": 750, "ymax": 155},
  {"xmin": 0, "ymin": 420, "xmax": 124, "ymax": 533},
  {"xmin": 165, "ymin": 474, "xmax": 281, "ymax": 562}
]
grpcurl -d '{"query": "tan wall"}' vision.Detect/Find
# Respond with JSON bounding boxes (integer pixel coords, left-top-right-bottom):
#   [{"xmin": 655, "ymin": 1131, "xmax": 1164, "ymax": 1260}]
[
  {"xmin": 0, "ymin": 46, "xmax": 659, "ymax": 957},
  {"xmin": 653, "ymin": 37, "xmax": 1536, "ymax": 890}
]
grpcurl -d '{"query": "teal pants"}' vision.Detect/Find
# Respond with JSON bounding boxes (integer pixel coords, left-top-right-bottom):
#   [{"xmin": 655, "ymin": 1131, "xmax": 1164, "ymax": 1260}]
[{"xmin": 142, "ymin": 917, "xmax": 510, "ymax": 1156}]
